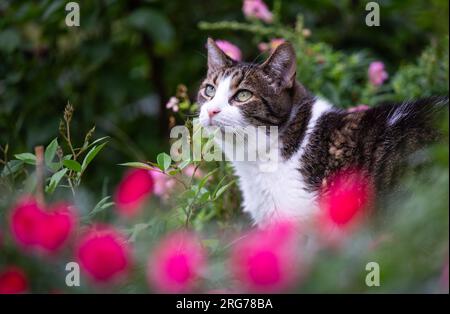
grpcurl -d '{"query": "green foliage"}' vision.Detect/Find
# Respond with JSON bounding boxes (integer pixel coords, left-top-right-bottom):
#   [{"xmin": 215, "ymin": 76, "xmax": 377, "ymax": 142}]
[
  {"xmin": 390, "ymin": 38, "xmax": 449, "ymax": 100},
  {"xmin": 0, "ymin": 0, "xmax": 448, "ymax": 294}
]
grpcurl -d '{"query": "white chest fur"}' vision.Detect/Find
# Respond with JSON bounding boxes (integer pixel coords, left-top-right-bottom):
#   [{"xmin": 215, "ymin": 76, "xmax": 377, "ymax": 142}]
[
  {"xmin": 232, "ymin": 157, "xmax": 317, "ymax": 225},
  {"xmin": 231, "ymin": 99, "xmax": 332, "ymax": 225}
]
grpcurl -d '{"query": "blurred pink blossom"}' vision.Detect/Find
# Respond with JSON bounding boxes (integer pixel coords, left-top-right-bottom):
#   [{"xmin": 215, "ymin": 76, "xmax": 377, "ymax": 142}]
[
  {"xmin": 258, "ymin": 38, "xmax": 285, "ymax": 52},
  {"xmin": 368, "ymin": 61, "xmax": 388, "ymax": 86},
  {"xmin": 347, "ymin": 104, "xmax": 370, "ymax": 112},
  {"xmin": 35, "ymin": 203, "xmax": 76, "ymax": 253},
  {"xmin": 182, "ymin": 164, "xmax": 204, "ymax": 179},
  {"xmin": 0, "ymin": 266, "xmax": 28, "ymax": 294},
  {"xmin": 215, "ymin": 40, "xmax": 242, "ymax": 62},
  {"xmin": 243, "ymin": 0, "xmax": 273, "ymax": 23},
  {"xmin": 166, "ymin": 97, "xmax": 179, "ymax": 112},
  {"xmin": 150, "ymin": 169, "xmax": 176, "ymax": 200},
  {"xmin": 148, "ymin": 231, "xmax": 206, "ymax": 293},
  {"xmin": 76, "ymin": 226, "xmax": 131, "ymax": 283},
  {"xmin": 10, "ymin": 197, "xmax": 76, "ymax": 253},
  {"xmin": 317, "ymin": 168, "xmax": 373, "ymax": 245},
  {"xmin": 114, "ymin": 169, "xmax": 154, "ymax": 218},
  {"xmin": 10, "ymin": 197, "xmax": 43, "ymax": 248},
  {"xmin": 230, "ymin": 220, "xmax": 301, "ymax": 293}
]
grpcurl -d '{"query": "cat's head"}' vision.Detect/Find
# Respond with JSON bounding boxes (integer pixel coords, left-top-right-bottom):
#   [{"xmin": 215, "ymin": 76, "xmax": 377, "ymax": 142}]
[{"xmin": 197, "ymin": 38, "xmax": 299, "ymax": 129}]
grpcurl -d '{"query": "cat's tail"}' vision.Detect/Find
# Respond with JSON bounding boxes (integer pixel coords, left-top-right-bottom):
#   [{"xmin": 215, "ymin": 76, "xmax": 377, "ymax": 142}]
[{"xmin": 386, "ymin": 95, "xmax": 448, "ymax": 143}]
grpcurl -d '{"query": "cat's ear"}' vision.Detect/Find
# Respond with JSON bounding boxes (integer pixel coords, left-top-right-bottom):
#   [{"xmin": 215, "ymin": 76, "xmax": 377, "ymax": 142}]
[
  {"xmin": 206, "ymin": 38, "xmax": 234, "ymax": 73},
  {"xmin": 261, "ymin": 42, "xmax": 297, "ymax": 89}
]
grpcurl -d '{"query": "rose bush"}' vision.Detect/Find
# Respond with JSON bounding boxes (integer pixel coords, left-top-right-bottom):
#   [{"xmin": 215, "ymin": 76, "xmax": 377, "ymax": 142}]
[{"xmin": 0, "ymin": 0, "xmax": 448, "ymax": 293}]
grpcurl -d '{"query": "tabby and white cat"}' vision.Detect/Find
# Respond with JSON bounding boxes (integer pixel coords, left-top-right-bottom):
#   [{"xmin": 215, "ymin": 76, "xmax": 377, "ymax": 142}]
[{"xmin": 197, "ymin": 38, "xmax": 447, "ymax": 225}]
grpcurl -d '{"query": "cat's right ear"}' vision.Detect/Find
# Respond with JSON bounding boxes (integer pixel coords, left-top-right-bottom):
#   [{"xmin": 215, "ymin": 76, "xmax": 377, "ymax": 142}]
[
  {"xmin": 261, "ymin": 42, "xmax": 297, "ymax": 89},
  {"xmin": 207, "ymin": 38, "xmax": 234, "ymax": 73}
]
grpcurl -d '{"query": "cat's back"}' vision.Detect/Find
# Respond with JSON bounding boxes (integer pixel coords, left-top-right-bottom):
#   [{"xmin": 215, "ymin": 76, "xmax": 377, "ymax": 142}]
[{"xmin": 300, "ymin": 96, "xmax": 448, "ymax": 191}]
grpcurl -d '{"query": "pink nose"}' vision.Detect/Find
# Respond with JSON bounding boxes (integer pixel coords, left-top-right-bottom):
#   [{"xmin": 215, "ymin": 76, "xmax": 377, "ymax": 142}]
[{"xmin": 207, "ymin": 108, "xmax": 221, "ymax": 118}]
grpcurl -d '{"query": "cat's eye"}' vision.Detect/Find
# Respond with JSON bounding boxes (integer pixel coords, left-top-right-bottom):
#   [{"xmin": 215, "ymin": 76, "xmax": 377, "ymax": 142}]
[
  {"xmin": 234, "ymin": 90, "xmax": 253, "ymax": 102},
  {"xmin": 205, "ymin": 84, "xmax": 216, "ymax": 97}
]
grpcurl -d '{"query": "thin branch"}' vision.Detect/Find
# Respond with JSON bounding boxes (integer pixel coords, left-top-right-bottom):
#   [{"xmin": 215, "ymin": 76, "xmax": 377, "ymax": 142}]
[{"xmin": 34, "ymin": 146, "xmax": 45, "ymax": 206}]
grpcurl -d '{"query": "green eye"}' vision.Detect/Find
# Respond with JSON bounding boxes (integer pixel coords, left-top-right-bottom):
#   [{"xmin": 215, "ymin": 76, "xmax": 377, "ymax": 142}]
[
  {"xmin": 235, "ymin": 90, "xmax": 253, "ymax": 102},
  {"xmin": 205, "ymin": 84, "xmax": 215, "ymax": 97}
]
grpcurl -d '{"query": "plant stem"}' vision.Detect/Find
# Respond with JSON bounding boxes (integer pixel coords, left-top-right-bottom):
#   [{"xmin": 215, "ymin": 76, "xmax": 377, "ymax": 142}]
[{"xmin": 34, "ymin": 146, "xmax": 45, "ymax": 206}]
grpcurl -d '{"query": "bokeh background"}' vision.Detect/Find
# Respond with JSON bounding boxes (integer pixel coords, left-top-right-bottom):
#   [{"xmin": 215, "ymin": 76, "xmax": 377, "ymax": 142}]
[
  {"xmin": 0, "ymin": 0, "xmax": 448, "ymax": 293},
  {"xmin": 1, "ymin": 0, "xmax": 448, "ymax": 187}
]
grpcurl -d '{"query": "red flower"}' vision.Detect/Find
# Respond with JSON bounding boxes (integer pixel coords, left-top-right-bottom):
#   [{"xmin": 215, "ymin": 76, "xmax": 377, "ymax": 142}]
[
  {"xmin": 114, "ymin": 169, "xmax": 154, "ymax": 218},
  {"xmin": 10, "ymin": 197, "xmax": 76, "ymax": 253},
  {"xmin": 148, "ymin": 231, "xmax": 206, "ymax": 293},
  {"xmin": 230, "ymin": 221, "xmax": 301, "ymax": 293},
  {"xmin": 10, "ymin": 197, "xmax": 44, "ymax": 247},
  {"xmin": 318, "ymin": 168, "xmax": 373, "ymax": 243},
  {"xmin": 36, "ymin": 203, "xmax": 76, "ymax": 252},
  {"xmin": 76, "ymin": 226, "xmax": 131, "ymax": 283},
  {"xmin": 0, "ymin": 267, "xmax": 28, "ymax": 294}
]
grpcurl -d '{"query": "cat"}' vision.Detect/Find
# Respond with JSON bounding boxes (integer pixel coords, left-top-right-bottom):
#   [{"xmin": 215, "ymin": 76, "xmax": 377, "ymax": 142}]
[{"xmin": 197, "ymin": 38, "xmax": 448, "ymax": 225}]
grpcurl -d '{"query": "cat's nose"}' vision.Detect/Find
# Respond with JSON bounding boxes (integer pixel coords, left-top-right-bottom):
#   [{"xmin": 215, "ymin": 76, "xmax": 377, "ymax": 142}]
[{"xmin": 207, "ymin": 108, "xmax": 221, "ymax": 118}]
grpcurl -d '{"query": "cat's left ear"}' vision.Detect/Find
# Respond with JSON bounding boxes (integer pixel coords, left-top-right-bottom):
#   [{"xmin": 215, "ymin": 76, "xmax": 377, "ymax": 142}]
[
  {"xmin": 261, "ymin": 42, "xmax": 297, "ymax": 89},
  {"xmin": 206, "ymin": 38, "xmax": 234, "ymax": 73}
]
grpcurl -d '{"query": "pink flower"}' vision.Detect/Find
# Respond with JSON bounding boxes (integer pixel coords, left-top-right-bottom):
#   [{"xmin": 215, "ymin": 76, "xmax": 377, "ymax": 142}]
[
  {"xmin": 347, "ymin": 104, "xmax": 370, "ymax": 112},
  {"xmin": 10, "ymin": 197, "xmax": 76, "ymax": 253},
  {"xmin": 150, "ymin": 168, "xmax": 176, "ymax": 200},
  {"xmin": 148, "ymin": 231, "xmax": 206, "ymax": 293},
  {"xmin": 10, "ymin": 197, "xmax": 43, "ymax": 248},
  {"xmin": 182, "ymin": 164, "xmax": 204, "ymax": 179},
  {"xmin": 35, "ymin": 203, "xmax": 76, "ymax": 253},
  {"xmin": 258, "ymin": 38, "xmax": 285, "ymax": 52},
  {"xmin": 0, "ymin": 266, "xmax": 28, "ymax": 294},
  {"xmin": 368, "ymin": 61, "xmax": 388, "ymax": 86},
  {"xmin": 76, "ymin": 226, "xmax": 131, "ymax": 283},
  {"xmin": 215, "ymin": 40, "xmax": 242, "ymax": 62},
  {"xmin": 318, "ymin": 168, "xmax": 373, "ymax": 244},
  {"xmin": 243, "ymin": 0, "xmax": 273, "ymax": 23},
  {"xmin": 230, "ymin": 221, "xmax": 301, "ymax": 293},
  {"xmin": 166, "ymin": 97, "xmax": 179, "ymax": 112},
  {"xmin": 114, "ymin": 169, "xmax": 154, "ymax": 218}
]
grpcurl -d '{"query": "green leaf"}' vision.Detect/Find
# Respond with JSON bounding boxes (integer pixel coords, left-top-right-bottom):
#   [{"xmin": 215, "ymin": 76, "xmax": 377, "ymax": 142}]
[
  {"xmin": 46, "ymin": 168, "xmax": 68, "ymax": 194},
  {"xmin": 14, "ymin": 153, "xmax": 36, "ymax": 165},
  {"xmin": 178, "ymin": 158, "xmax": 191, "ymax": 170},
  {"xmin": 198, "ymin": 189, "xmax": 210, "ymax": 203},
  {"xmin": 44, "ymin": 138, "xmax": 58, "ymax": 167},
  {"xmin": 1, "ymin": 160, "xmax": 24, "ymax": 177},
  {"xmin": 87, "ymin": 196, "xmax": 114, "ymax": 218},
  {"xmin": 81, "ymin": 142, "xmax": 107, "ymax": 173},
  {"xmin": 198, "ymin": 168, "xmax": 218, "ymax": 189},
  {"xmin": 85, "ymin": 136, "xmax": 109, "ymax": 150},
  {"xmin": 156, "ymin": 153, "xmax": 171, "ymax": 171},
  {"xmin": 213, "ymin": 180, "xmax": 236, "ymax": 200},
  {"xmin": 167, "ymin": 169, "xmax": 180, "ymax": 176},
  {"xmin": 63, "ymin": 159, "xmax": 82, "ymax": 172},
  {"xmin": 119, "ymin": 162, "xmax": 153, "ymax": 170},
  {"xmin": 128, "ymin": 223, "xmax": 151, "ymax": 242}
]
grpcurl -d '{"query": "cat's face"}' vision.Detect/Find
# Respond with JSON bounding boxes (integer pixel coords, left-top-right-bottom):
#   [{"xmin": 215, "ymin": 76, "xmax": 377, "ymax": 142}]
[{"xmin": 198, "ymin": 38, "xmax": 298, "ymax": 129}]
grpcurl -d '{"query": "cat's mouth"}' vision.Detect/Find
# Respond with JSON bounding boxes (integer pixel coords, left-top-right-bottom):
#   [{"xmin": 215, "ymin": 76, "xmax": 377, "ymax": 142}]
[{"xmin": 200, "ymin": 116, "xmax": 228, "ymax": 128}]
